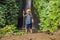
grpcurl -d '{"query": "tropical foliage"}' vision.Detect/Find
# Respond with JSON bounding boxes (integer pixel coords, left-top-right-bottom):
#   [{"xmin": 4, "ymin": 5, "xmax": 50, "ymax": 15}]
[
  {"xmin": 0, "ymin": 25, "xmax": 25, "ymax": 38},
  {"xmin": 0, "ymin": 0, "xmax": 23, "ymax": 26},
  {"xmin": 0, "ymin": 0, "xmax": 60, "ymax": 38},
  {"xmin": 33, "ymin": 0, "xmax": 60, "ymax": 33},
  {"xmin": 0, "ymin": 0, "xmax": 24, "ymax": 38}
]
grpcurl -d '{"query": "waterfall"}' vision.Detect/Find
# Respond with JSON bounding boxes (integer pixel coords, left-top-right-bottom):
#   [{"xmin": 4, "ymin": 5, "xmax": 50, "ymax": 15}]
[{"xmin": 25, "ymin": 0, "xmax": 32, "ymax": 10}]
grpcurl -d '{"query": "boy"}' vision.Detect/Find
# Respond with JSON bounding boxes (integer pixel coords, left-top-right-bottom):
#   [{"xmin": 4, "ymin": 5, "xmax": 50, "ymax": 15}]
[{"xmin": 23, "ymin": 9, "xmax": 34, "ymax": 33}]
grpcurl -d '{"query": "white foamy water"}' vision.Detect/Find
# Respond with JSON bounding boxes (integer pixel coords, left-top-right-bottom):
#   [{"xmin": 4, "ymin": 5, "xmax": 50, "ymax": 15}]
[{"xmin": 25, "ymin": 0, "xmax": 32, "ymax": 10}]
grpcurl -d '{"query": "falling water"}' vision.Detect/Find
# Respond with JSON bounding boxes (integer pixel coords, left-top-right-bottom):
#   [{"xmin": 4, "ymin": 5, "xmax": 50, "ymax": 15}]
[{"xmin": 25, "ymin": 0, "xmax": 32, "ymax": 10}]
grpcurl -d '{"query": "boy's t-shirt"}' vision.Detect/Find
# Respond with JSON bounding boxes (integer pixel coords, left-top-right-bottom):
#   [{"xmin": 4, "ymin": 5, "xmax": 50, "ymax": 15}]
[{"xmin": 25, "ymin": 13, "xmax": 32, "ymax": 24}]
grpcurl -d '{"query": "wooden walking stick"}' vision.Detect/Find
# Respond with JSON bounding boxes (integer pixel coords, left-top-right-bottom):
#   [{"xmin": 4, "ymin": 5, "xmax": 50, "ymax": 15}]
[{"xmin": 23, "ymin": 10, "xmax": 25, "ymax": 29}]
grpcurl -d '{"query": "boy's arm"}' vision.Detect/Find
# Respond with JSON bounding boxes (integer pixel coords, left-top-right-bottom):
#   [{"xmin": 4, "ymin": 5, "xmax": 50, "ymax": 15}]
[
  {"xmin": 23, "ymin": 13, "xmax": 25, "ymax": 17},
  {"xmin": 32, "ymin": 18, "xmax": 34, "ymax": 23},
  {"xmin": 23, "ymin": 10, "xmax": 25, "ymax": 17}
]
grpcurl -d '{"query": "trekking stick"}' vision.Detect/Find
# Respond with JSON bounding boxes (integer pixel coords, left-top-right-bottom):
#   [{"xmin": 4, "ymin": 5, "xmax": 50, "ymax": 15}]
[{"xmin": 23, "ymin": 10, "xmax": 25, "ymax": 29}]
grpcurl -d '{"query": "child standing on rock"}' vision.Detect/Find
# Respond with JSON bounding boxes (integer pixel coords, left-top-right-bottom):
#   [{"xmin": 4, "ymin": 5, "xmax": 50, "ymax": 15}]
[{"xmin": 23, "ymin": 9, "xmax": 34, "ymax": 33}]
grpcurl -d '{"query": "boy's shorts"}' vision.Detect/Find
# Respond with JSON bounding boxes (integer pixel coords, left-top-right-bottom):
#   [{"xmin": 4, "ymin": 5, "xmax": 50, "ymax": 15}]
[{"xmin": 25, "ymin": 23, "xmax": 32, "ymax": 29}]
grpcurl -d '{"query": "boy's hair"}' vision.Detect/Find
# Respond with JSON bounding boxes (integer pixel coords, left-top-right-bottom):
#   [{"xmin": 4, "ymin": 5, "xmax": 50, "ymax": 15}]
[{"xmin": 26, "ymin": 9, "xmax": 31, "ymax": 13}]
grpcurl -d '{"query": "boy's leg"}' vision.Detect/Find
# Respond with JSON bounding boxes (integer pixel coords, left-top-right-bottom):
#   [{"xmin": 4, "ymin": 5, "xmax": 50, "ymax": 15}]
[
  {"xmin": 25, "ymin": 24, "xmax": 28, "ymax": 33},
  {"xmin": 29, "ymin": 23, "xmax": 32, "ymax": 33},
  {"xmin": 25, "ymin": 29, "xmax": 28, "ymax": 33},
  {"xmin": 30, "ymin": 28, "xmax": 32, "ymax": 33}
]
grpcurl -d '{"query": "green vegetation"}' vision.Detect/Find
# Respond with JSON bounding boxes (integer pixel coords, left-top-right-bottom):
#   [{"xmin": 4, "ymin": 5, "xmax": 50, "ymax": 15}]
[
  {"xmin": 0, "ymin": 25, "xmax": 16, "ymax": 38},
  {"xmin": 33, "ymin": 0, "xmax": 60, "ymax": 33},
  {"xmin": 0, "ymin": 0, "xmax": 23, "ymax": 26},
  {"xmin": 0, "ymin": 25, "xmax": 25, "ymax": 38},
  {"xmin": 0, "ymin": 0, "xmax": 25, "ymax": 38},
  {"xmin": 0, "ymin": 0, "xmax": 60, "ymax": 39}
]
